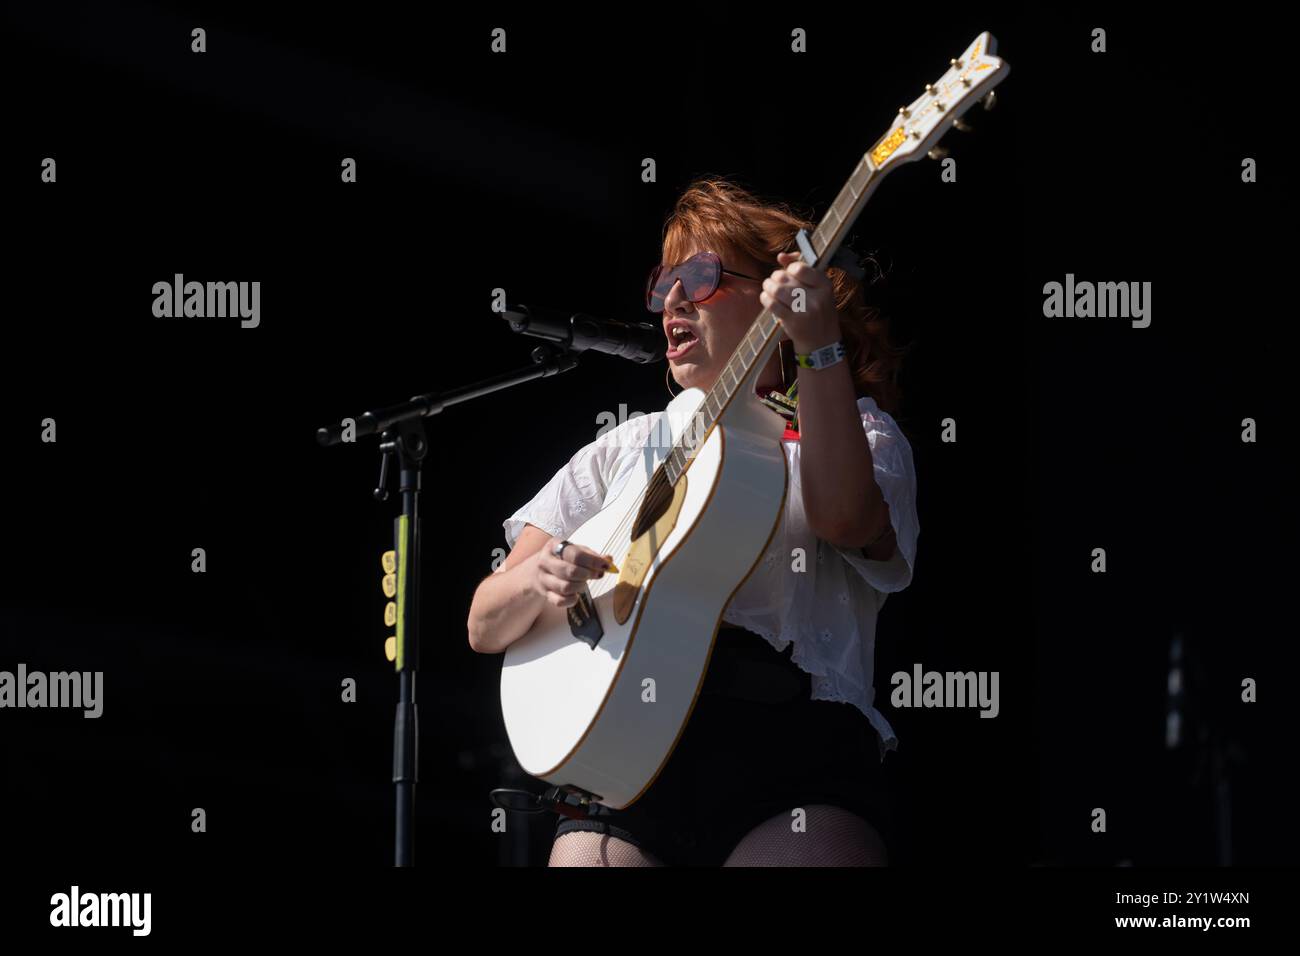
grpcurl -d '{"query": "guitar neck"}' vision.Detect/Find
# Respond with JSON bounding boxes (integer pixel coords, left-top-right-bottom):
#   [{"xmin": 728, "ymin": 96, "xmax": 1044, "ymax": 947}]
[
  {"xmin": 663, "ymin": 162, "xmax": 886, "ymax": 485},
  {"xmin": 661, "ymin": 29, "xmax": 1011, "ymax": 486}
]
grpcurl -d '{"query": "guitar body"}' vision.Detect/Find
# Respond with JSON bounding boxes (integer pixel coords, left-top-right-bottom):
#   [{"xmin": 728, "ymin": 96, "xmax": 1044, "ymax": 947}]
[{"xmin": 500, "ymin": 386, "xmax": 787, "ymax": 809}]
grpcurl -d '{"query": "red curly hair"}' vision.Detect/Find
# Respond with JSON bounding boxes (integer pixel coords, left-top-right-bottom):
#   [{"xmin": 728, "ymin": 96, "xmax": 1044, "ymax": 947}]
[{"xmin": 659, "ymin": 177, "xmax": 909, "ymax": 417}]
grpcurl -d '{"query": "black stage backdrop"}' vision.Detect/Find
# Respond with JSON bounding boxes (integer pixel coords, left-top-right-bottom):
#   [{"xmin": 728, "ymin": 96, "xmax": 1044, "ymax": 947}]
[{"xmin": 0, "ymin": 0, "xmax": 1290, "ymax": 902}]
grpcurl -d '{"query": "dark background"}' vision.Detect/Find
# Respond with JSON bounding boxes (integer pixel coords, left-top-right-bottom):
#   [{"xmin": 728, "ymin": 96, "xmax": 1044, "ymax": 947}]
[{"xmin": 1, "ymin": 1, "xmax": 1289, "ymax": 874}]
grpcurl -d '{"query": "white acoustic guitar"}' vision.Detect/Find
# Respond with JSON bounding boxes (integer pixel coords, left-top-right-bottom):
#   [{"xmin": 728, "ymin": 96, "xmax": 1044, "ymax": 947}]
[{"xmin": 501, "ymin": 32, "xmax": 1010, "ymax": 810}]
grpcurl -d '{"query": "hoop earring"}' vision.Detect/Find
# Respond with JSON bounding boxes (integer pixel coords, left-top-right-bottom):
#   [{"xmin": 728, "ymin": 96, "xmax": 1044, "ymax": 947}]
[{"xmin": 665, "ymin": 364, "xmax": 681, "ymax": 398}]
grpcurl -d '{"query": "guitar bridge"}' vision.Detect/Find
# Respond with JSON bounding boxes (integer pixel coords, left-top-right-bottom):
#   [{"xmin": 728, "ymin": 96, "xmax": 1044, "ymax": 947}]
[{"xmin": 566, "ymin": 586, "xmax": 603, "ymax": 648}]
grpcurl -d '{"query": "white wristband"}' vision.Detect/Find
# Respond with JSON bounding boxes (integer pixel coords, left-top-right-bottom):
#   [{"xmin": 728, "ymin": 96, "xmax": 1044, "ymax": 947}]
[{"xmin": 794, "ymin": 341, "xmax": 847, "ymax": 370}]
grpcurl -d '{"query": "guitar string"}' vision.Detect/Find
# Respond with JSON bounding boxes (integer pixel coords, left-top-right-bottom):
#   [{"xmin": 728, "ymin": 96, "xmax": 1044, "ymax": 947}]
[
  {"xmin": 586, "ymin": 387, "xmax": 740, "ymax": 600},
  {"xmin": 595, "ymin": 370, "xmax": 724, "ymax": 559},
  {"xmin": 591, "ymin": 318, "xmax": 778, "ymax": 577},
  {"xmin": 582, "ymin": 410, "xmax": 699, "ymax": 597},
  {"xmin": 591, "ymin": 397, "xmax": 697, "ymax": 556},
  {"xmin": 590, "ymin": 461, "xmax": 674, "ymax": 590}
]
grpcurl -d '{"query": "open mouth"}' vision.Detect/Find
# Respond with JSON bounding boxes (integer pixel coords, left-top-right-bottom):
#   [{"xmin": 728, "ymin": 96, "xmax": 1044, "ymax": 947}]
[{"xmin": 665, "ymin": 323, "xmax": 699, "ymax": 360}]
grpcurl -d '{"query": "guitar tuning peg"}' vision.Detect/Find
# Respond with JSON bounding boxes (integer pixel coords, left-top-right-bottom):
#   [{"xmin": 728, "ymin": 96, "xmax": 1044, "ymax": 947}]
[
  {"xmin": 927, "ymin": 146, "xmax": 950, "ymax": 161},
  {"xmin": 981, "ymin": 90, "xmax": 997, "ymax": 111},
  {"xmin": 384, "ymin": 635, "xmax": 397, "ymax": 662},
  {"xmin": 952, "ymin": 117, "xmax": 973, "ymax": 132}
]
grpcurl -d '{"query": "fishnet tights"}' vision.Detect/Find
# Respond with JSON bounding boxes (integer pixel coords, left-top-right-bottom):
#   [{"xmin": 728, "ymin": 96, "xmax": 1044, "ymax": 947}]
[
  {"xmin": 548, "ymin": 831, "xmax": 664, "ymax": 867},
  {"xmin": 723, "ymin": 803, "xmax": 888, "ymax": 866},
  {"xmin": 547, "ymin": 804, "xmax": 886, "ymax": 867}
]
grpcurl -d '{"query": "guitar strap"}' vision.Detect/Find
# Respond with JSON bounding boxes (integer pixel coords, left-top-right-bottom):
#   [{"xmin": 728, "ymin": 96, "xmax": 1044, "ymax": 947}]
[{"xmin": 784, "ymin": 381, "xmax": 800, "ymax": 440}]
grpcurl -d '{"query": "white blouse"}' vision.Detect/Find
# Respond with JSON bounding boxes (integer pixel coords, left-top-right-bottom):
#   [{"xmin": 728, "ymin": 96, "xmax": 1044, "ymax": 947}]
[{"xmin": 502, "ymin": 395, "xmax": 919, "ymax": 758}]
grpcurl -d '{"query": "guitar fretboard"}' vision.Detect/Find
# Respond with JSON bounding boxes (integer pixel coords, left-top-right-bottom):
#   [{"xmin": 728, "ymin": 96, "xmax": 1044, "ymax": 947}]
[{"xmin": 663, "ymin": 157, "xmax": 880, "ymax": 485}]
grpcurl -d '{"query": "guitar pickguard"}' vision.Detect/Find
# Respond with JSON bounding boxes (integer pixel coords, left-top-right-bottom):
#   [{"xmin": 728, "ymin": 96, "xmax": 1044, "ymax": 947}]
[{"xmin": 612, "ymin": 473, "xmax": 688, "ymax": 625}]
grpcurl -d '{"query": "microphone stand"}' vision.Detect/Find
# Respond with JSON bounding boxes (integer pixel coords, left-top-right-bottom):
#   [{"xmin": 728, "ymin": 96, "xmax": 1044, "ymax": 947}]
[{"xmin": 316, "ymin": 342, "xmax": 581, "ymax": 866}]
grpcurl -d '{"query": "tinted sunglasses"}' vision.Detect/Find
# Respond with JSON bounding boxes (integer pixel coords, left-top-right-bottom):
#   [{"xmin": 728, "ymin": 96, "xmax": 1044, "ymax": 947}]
[{"xmin": 645, "ymin": 251, "xmax": 764, "ymax": 313}]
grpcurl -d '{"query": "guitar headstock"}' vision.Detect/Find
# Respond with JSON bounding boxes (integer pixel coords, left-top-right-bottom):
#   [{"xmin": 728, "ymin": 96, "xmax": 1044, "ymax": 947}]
[{"xmin": 866, "ymin": 31, "xmax": 1010, "ymax": 171}]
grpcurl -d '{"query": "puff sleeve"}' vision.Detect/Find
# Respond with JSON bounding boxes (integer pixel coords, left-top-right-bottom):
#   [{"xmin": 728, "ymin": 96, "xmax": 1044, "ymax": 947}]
[
  {"xmin": 501, "ymin": 412, "xmax": 664, "ymax": 550},
  {"xmin": 502, "ymin": 442, "xmax": 608, "ymax": 549},
  {"xmin": 830, "ymin": 397, "xmax": 919, "ymax": 594}
]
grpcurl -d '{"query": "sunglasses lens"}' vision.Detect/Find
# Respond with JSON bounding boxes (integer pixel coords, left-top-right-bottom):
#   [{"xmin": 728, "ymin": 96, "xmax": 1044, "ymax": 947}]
[
  {"xmin": 645, "ymin": 253, "xmax": 721, "ymax": 312},
  {"xmin": 646, "ymin": 265, "xmax": 670, "ymax": 312},
  {"xmin": 680, "ymin": 255, "xmax": 720, "ymax": 301}
]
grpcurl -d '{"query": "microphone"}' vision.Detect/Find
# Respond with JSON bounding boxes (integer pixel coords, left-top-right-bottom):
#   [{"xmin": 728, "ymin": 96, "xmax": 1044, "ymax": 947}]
[{"xmin": 500, "ymin": 304, "xmax": 665, "ymax": 364}]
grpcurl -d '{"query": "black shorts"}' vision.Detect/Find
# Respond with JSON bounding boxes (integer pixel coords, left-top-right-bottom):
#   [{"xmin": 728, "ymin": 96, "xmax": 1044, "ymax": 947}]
[{"xmin": 553, "ymin": 625, "xmax": 895, "ymax": 866}]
